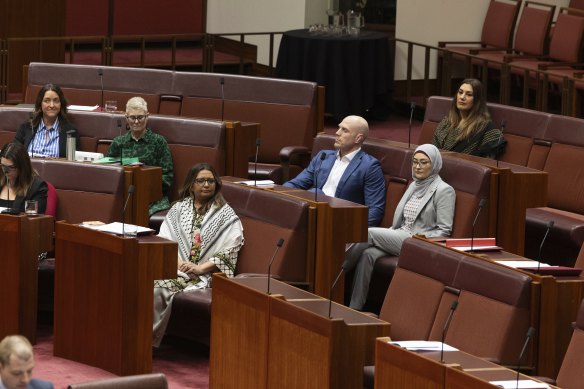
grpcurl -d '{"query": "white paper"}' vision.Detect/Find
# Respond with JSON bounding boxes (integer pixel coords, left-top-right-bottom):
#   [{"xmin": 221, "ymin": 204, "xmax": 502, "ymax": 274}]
[
  {"xmin": 68, "ymin": 104, "xmax": 100, "ymax": 111},
  {"xmin": 235, "ymin": 180, "xmax": 275, "ymax": 187},
  {"xmin": 390, "ymin": 340, "xmax": 458, "ymax": 352},
  {"xmin": 451, "ymin": 245, "xmax": 501, "ymax": 252},
  {"xmin": 489, "ymin": 380, "xmax": 549, "ymax": 388},
  {"xmin": 81, "ymin": 222, "xmax": 154, "ymax": 236},
  {"xmin": 496, "ymin": 260, "xmax": 552, "ymax": 269}
]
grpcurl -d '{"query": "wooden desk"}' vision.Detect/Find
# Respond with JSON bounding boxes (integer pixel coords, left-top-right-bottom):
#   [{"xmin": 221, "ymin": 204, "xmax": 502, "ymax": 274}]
[
  {"xmin": 0, "ymin": 214, "xmax": 53, "ymax": 343},
  {"xmin": 53, "ymin": 222, "xmax": 176, "ymax": 375},
  {"xmin": 210, "ymin": 274, "xmax": 389, "ymax": 389},
  {"xmin": 374, "ymin": 338, "xmax": 559, "ymax": 389},
  {"xmin": 460, "ymin": 248, "xmax": 584, "ymax": 378},
  {"xmin": 444, "ymin": 153, "xmax": 548, "ymax": 255},
  {"xmin": 221, "ymin": 177, "xmax": 368, "ymax": 301},
  {"xmin": 123, "ymin": 165, "xmax": 162, "ymax": 227},
  {"xmin": 281, "ymin": 189, "xmax": 368, "ymax": 301}
]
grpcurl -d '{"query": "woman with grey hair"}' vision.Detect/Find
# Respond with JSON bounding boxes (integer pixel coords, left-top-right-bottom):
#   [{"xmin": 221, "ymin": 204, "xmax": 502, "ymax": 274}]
[{"xmin": 106, "ymin": 96, "xmax": 174, "ymax": 216}]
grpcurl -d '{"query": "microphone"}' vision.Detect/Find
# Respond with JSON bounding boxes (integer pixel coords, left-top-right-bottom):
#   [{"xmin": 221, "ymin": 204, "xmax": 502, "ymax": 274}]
[
  {"xmin": 266, "ymin": 238, "xmax": 285, "ymax": 294},
  {"xmin": 515, "ymin": 327, "xmax": 536, "ymax": 389},
  {"xmin": 220, "ymin": 77, "xmax": 225, "ymax": 122},
  {"xmin": 29, "ymin": 112, "xmax": 36, "ymax": 159},
  {"xmin": 408, "ymin": 101, "xmax": 415, "ymax": 149},
  {"xmin": 469, "ymin": 198, "xmax": 487, "ymax": 253},
  {"xmin": 536, "ymin": 220, "xmax": 554, "ymax": 273},
  {"xmin": 314, "ymin": 152, "xmax": 326, "ymax": 202},
  {"xmin": 98, "ymin": 68, "xmax": 104, "ymax": 110},
  {"xmin": 122, "ymin": 184, "xmax": 135, "ymax": 236},
  {"xmin": 328, "ymin": 267, "xmax": 345, "ymax": 318},
  {"xmin": 496, "ymin": 119, "xmax": 506, "ymax": 168},
  {"xmin": 440, "ymin": 300, "xmax": 459, "ymax": 363},
  {"xmin": 253, "ymin": 138, "xmax": 260, "ymax": 187},
  {"xmin": 117, "ymin": 119, "xmax": 124, "ymax": 165}
]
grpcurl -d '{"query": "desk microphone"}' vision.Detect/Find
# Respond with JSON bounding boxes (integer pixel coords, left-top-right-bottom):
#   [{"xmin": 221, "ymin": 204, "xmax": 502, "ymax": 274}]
[
  {"xmin": 536, "ymin": 221, "xmax": 554, "ymax": 273},
  {"xmin": 266, "ymin": 238, "xmax": 285, "ymax": 294},
  {"xmin": 408, "ymin": 101, "xmax": 415, "ymax": 149},
  {"xmin": 314, "ymin": 152, "xmax": 326, "ymax": 202},
  {"xmin": 440, "ymin": 300, "xmax": 458, "ymax": 363},
  {"xmin": 496, "ymin": 119, "xmax": 506, "ymax": 168},
  {"xmin": 515, "ymin": 327, "xmax": 536, "ymax": 389},
  {"xmin": 117, "ymin": 119, "xmax": 124, "ymax": 164},
  {"xmin": 98, "ymin": 68, "xmax": 104, "ymax": 110},
  {"xmin": 122, "ymin": 184, "xmax": 135, "ymax": 236},
  {"xmin": 470, "ymin": 198, "xmax": 487, "ymax": 253},
  {"xmin": 220, "ymin": 76, "xmax": 225, "ymax": 122},
  {"xmin": 253, "ymin": 138, "xmax": 260, "ymax": 187},
  {"xmin": 29, "ymin": 112, "xmax": 36, "ymax": 159},
  {"xmin": 328, "ymin": 267, "xmax": 345, "ymax": 318}
]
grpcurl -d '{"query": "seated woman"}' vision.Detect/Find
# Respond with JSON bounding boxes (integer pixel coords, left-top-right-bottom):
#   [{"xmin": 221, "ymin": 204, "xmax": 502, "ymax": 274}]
[
  {"xmin": 343, "ymin": 144, "xmax": 455, "ymax": 310},
  {"xmin": 432, "ymin": 78, "xmax": 506, "ymax": 159},
  {"xmin": 14, "ymin": 83, "xmax": 80, "ymax": 158},
  {"xmin": 153, "ymin": 163, "xmax": 244, "ymax": 346},
  {"xmin": 0, "ymin": 142, "xmax": 48, "ymax": 213},
  {"xmin": 106, "ymin": 96, "xmax": 173, "ymax": 216}
]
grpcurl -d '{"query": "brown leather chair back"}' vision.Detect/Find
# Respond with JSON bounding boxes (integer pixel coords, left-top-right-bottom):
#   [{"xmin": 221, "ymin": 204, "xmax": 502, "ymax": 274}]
[{"xmin": 67, "ymin": 373, "xmax": 168, "ymax": 389}]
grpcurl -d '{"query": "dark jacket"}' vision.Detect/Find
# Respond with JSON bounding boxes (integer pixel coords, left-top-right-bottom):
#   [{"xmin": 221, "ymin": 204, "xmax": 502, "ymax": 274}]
[
  {"xmin": 15, "ymin": 120, "xmax": 80, "ymax": 158},
  {"xmin": 2, "ymin": 176, "xmax": 48, "ymax": 213}
]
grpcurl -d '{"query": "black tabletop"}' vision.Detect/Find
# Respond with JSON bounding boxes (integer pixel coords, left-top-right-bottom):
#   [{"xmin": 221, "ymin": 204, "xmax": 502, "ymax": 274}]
[{"xmin": 276, "ymin": 28, "xmax": 391, "ymax": 121}]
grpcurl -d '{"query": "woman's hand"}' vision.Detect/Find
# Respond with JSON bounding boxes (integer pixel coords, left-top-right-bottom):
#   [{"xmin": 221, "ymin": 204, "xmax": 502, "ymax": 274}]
[{"xmin": 179, "ymin": 262, "xmax": 201, "ymax": 277}]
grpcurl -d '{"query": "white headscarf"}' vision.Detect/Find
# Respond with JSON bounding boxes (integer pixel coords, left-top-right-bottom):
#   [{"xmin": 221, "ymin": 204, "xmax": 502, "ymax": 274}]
[{"xmin": 411, "ymin": 144, "xmax": 442, "ymax": 197}]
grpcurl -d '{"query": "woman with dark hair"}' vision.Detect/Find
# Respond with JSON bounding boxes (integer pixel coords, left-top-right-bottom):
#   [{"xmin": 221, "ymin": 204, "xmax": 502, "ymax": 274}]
[
  {"xmin": 153, "ymin": 163, "xmax": 244, "ymax": 346},
  {"xmin": 0, "ymin": 142, "xmax": 47, "ymax": 213},
  {"xmin": 14, "ymin": 83, "xmax": 80, "ymax": 158},
  {"xmin": 432, "ymin": 78, "xmax": 506, "ymax": 159}
]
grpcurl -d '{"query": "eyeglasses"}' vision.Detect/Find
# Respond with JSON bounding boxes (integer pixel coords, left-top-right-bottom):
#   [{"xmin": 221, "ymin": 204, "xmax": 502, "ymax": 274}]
[
  {"xmin": 126, "ymin": 115, "xmax": 147, "ymax": 122},
  {"xmin": 412, "ymin": 159, "xmax": 431, "ymax": 167},
  {"xmin": 195, "ymin": 178, "xmax": 216, "ymax": 185}
]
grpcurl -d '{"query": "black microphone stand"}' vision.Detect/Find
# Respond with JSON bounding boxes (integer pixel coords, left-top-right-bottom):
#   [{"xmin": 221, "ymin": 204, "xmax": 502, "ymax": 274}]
[
  {"xmin": 220, "ymin": 76, "xmax": 225, "ymax": 122},
  {"xmin": 328, "ymin": 267, "xmax": 344, "ymax": 318},
  {"xmin": 98, "ymin": 69, "xmax": 104, "ymax": 110},
  {"xmin": 440, "ymin": 300, "xmax": 458, "ymax": 363},
  {"xmin": 254, "ymin": 138, "xmax": 260, "ymax": 187},
  {"xmin": 122, "ymin": 185, "xmax": 135, "ymax": 237},
  {"xmin": 470, "ymin": 199, "xmax": 486, "ymax": 253},
  {"xmin": 408, "ymin": 102, "xmax": 415, "ymax": 149},
  {"xmin": 267, "ymin": 238, "xmax": 285, "ymax": 294},
  {"xmin": 536, "ymin": 221, "xmax": 554, "ymax": 273},
  {"xmin": 515, "ymin": 327, "xmax": 536, "ymax": 389}
]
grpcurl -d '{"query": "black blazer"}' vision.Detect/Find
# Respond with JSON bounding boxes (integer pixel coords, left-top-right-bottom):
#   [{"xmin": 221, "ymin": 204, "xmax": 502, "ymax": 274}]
[
  {"xmin": 2, "ymin": 176, "xmax": 48, "ymax": 213},
  {"xmin": 14, "ymin": 119, "xmax": 80, "ymax": 158}
]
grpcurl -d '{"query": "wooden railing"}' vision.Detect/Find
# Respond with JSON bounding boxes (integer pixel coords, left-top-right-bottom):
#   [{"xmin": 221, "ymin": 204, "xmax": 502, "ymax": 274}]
[
  {"xmin": 392, "ymin": 37, "xmax": 583, "ymax": 117},
  {"xmin": 0, "ymin": 32, "xmax": 285, "ymax": 104}
]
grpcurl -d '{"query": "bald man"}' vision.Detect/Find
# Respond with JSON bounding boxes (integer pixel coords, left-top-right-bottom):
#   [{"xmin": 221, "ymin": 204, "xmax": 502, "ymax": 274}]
[
  {"xmin": 284, "ymin": 115, "xmax": 385, "ymax": 226},
  {"xmin": 0, "ymin": 336, "xmax": 53, "ymax": 389}
]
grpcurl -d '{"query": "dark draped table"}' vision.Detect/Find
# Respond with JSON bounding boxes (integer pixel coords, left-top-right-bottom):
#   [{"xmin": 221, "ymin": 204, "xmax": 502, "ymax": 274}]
[{"xmin": 276, "ymin": 28, "xmax": 390, "ymax": 121}]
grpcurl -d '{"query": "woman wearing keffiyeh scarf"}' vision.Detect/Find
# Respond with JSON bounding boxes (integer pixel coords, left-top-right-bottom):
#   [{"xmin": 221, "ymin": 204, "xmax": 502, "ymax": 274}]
[{"xmin": 153, "ymin": 163, "xmax": 244, "ymax": 347}]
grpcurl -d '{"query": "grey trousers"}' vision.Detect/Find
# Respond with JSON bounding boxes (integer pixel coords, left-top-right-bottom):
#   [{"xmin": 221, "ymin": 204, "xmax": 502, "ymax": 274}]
[{"xmin": 343, "ymin": 227, "xmax": 411, "ymax": 310}]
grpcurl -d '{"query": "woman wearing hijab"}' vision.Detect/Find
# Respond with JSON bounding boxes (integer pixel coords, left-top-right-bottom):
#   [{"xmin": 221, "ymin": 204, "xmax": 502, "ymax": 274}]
[{"xmin": 343, "ymin": 144, "xmax": 455, "ymax": 310}]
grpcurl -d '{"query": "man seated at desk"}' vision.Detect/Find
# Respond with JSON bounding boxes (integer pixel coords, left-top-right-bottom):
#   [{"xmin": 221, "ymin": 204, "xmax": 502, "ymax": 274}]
[
  {"xmin": 14, "ymin": 84, "xmax": 80, "ymax": 159},
  {"xmin": 106, "ymin": 96, "xmax": 174, "ymax": 216},
  {"xmin": 0, "ymin": 335, "xmax": 53, "ymax": 389},
  {"xmin": 283, "ymin": 115, "xmax": 385, "ymax": 226}
]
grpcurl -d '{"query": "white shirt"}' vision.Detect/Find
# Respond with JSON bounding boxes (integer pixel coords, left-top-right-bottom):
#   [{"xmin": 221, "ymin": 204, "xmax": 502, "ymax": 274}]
[{"xmin": 322, "ymin": 148, "xmax": 360, "ymax": 197}]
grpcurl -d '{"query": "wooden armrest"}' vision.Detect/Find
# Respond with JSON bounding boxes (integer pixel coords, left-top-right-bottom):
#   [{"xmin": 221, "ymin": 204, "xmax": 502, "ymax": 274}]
[
  {"xmin": 438, "ymin": 40, "xmax": 483, "ymax": 48},
  {"xmin": 469, "ymin": 47, "xmax": 509, "ymax": 55},
  {"xmin": 539, "ymin": 61, "xmax": 584, "ymax": 70},
  {"xmin": 504, "ymin": 54, "xmax": 545, "ymax": 63}
]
